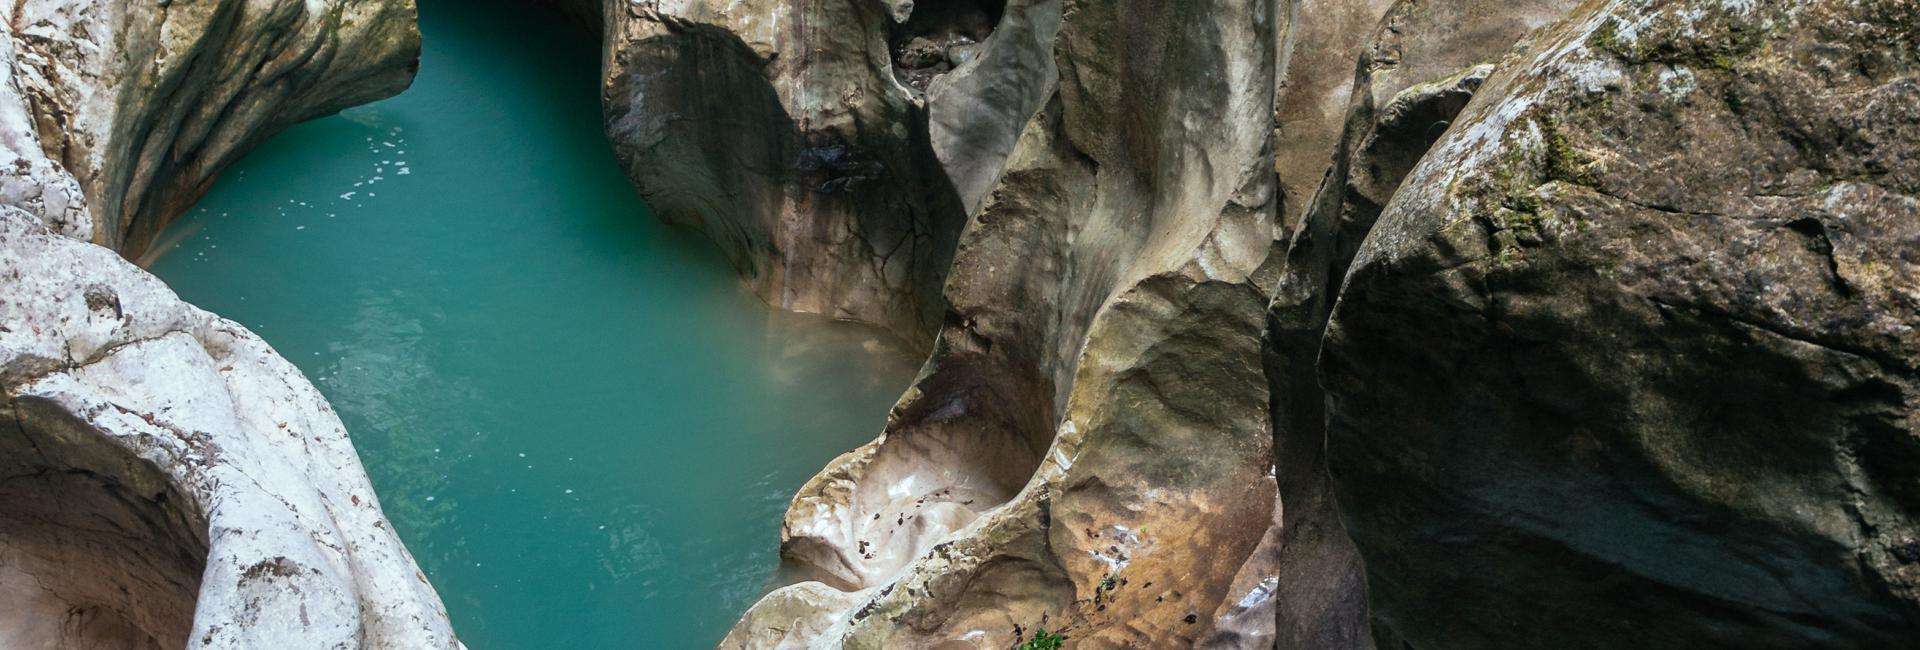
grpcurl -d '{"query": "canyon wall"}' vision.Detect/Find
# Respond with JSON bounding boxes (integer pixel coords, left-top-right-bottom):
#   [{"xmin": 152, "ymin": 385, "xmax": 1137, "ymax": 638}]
[
  {"xmin": 714, "ymin": 0, "xmax": 1296, "ymax": 644},
  {"xmin": 1321, "ymin": 0, "xmax": 1920, "ymax": 645},
  {"xmin": 0, "ymin": 1, "xmax": 460, "ymax": 647},
  {"xmin": 1263, "ymin": 0, "xmax": 1580, "ymax": 645},
  {"xmin": 6, "ymin": 0, "xmax": 420, "ymax": 257},
  {"xmin": 599, "ymin": 0, "xmax": 1919, "ymax": 647},
  {"xmin": 598, "ymin": 0, "xmax": 975, "ymax": 346}
]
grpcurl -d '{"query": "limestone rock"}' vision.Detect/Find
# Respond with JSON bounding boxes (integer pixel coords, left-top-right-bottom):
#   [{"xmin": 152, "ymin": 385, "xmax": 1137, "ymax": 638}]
[
  {"xmin": 1270, "ymin": 0, "xmax": 1397, "ymax": 233},
  {"xmin": 1320, "ymin": 0, "xmax": 1920, "ymax": 645},
  {"xmin": 597, "ymin": 0, "xmax": 1058, "ymax": 347},
  {"xmin": 0, "ymin": 210, "xmax": 461, "ymax": 648},
  {"xmin": 1262, "ymin": 0, "xmax": 1579, "ymax": 645},
  {"xmin": 724, "ymin": 0, "xmax": 1287, "ymax": 645},
  {"xmin": 6, "ymin": 0, "xmax": 421, "ymax": 257},
  {"xmin": 599, "ymin": 0, "xmax": 974, "ymax": 346},
  {"xmin": 0, "ymin": 1, "xmax": 456, "ymax": 647}
]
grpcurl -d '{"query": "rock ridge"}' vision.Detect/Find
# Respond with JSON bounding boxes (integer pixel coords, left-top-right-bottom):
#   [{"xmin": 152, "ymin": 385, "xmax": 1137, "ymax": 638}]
[{"xmin": 0, "ymin": 1, "xmax": 458, "ymax": 647}]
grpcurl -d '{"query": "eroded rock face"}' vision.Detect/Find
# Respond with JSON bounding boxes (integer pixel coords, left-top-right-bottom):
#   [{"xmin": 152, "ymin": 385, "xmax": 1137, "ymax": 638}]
[
  {"xmin": 598, "ymin": 0, "xmax": 1061, "ymax": 349},
  {"xmin": 600, "ymin": 0, "xmax": 971, "ymax": 346},
  {"xmin": 6, "ymin": 0, "xmax": 420, "ymax": 257},
  {"xmin": 0, "ymin": 1, "xmax": 456, "ymax": 647},
  {"xmin": 1321, "ymin": 0, "xmax": 1920, "ymax": 645},
  {"xmin": 1263, "ymin": 0, "xmax": 1578, "ymax": 645},
  {"xmin": 721, "ymin": 0, "xmax": 1288, "ymax": 645},
  {"xmin": 1270, "ymin": 0, "xmax": 1397, "ymax": 233},
  {"xmin": 1, "ymin": 211, "xmax": 461, "ymax": 648}
]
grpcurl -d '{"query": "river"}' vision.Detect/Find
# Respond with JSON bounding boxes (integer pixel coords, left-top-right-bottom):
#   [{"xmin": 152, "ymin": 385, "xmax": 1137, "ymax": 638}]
[{"xmin": 148, "ymin": 0, "xmax": 914, "ymax": 646}]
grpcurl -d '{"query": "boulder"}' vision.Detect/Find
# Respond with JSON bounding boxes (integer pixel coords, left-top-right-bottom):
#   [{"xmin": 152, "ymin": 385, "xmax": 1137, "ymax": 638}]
[
  {"xmin": 0, "ymin": 1, "xmax": 457, "ymax": 647},
  {"xmin": 1321, "ymin": 0, "xmax": 1920, "ymax": 645},
  {"xmin": 1262, "ymin": 0, "xmax": 1579, "ymax": 645}
]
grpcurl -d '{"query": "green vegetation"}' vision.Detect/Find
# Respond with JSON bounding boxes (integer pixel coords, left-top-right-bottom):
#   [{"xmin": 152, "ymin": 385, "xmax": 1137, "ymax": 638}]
[{"xmin": 1017, "ymin": 629, "xmax": 1065, "ymax": 650}]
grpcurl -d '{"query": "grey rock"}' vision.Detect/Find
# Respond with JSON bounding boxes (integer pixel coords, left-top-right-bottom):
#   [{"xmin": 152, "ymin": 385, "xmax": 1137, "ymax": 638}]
[
  {"xmin": 1321, "ymin": 0, "xmax": 1920, "ymax": 645},
  {"xmin": 8, "ymin": 0, "xmax": 421, "ymax": 257},
  {"xmin": 600, "ymin": 0, "xmax": 970, "ymax": 347},
  {"xmin": 1263, "ymin": 0, "xmax": 1579, "ymax": 644}
]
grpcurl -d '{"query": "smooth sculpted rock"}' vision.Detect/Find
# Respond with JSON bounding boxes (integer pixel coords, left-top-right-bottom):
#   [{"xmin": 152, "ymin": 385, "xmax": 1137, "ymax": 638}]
[
  {"xmin": 0, "ymin": 211, "xmax": 461, "ymax": 648},
  {"xmin": 6, "ymin": 0, "xmax": 420, "ymax": 258},
  {"xmin": 1270, "ymin": 0, "xmax": 1397, "ymax": 233},
  {"xmin": 599, "ymin": 0, "xmax": 1058, "ymax": 347},
  {"xmin": 0, "ymin": 0, "xmax": 456, "ymax": 647},
  {"xmin": 1321, "ymin": 0, "xmax": 1920, "ymax": 646},
  {"xmin": 601, "ymin": 0, "xmax": 972, "ymax": 346},
  {"xmin": 724, "ymin": 0, "xmax": 1286, "ymax": 645}
]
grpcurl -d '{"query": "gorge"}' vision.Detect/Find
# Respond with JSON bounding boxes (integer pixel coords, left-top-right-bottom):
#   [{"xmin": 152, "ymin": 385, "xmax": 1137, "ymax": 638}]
[
  {"xmin": 0, "ymin": 0, "xmax": 1915, "ymax": 648},
  {"xmin": 147, "ymin": 1, "xmax": 917, "ymax": 646}
]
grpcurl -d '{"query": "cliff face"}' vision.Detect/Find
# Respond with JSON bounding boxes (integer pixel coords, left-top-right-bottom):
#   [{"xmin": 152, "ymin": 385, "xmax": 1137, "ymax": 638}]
[
  {"xmin": 1322, "ymin": 0, "xmax": 1920, "ymax": 645},
  {"xmin": 714, "ymin": 0, "xmax": 1292, "ymax": 644},
  {"xmin": 599, "ymin": 0, "xmax": 972, "ymax": 346},
  {"xmin": 0, "ymin": 1, "xmax": 457, "ymax": 647},
  {"xmin": 1263, "ymin": 0, "xmax": 1580, "ymax": 645},
  {"xmin": 623, "ymin": 0, "xmax": 1919, "ymax": 647},
  {"xmin": 6, "ymin": 0, "xmax": 419, "ymax": 257}
]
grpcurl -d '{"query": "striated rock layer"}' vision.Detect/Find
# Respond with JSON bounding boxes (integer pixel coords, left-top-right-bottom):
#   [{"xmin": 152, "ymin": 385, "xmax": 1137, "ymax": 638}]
[
  {"xmin": 5, "ymin": 0, "xmax": 420, "ymax": 257},
  {"xmin": 605, "ymin": 0, "xmax": 1919, "ymax": 646},
  {"xmin": 1321, "ymin": 0, "xmax": 1920, "ymax": 646},
  {"xmin": 718, "ymin": 0, "xmax": 1297, "ymax": 645},
  {"xmin": 0, "ymin": 0, "xmax": 459, "ymax": 647},
  {"xmin": 599, "ymin": 0, "xmax": 975, "ymax": 346}
]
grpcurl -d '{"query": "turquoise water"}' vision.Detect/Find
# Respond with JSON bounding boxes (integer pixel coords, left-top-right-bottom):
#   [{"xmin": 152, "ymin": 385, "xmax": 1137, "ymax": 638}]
[{"xmin": 147, "ymin": 1, "xmax": 915, "ymax": 647}]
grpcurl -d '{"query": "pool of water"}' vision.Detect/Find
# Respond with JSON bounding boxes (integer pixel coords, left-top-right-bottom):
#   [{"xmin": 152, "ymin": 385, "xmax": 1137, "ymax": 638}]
[{"xmin": 147, "ymin": 1, "xmax": 916, "ymax": 646}]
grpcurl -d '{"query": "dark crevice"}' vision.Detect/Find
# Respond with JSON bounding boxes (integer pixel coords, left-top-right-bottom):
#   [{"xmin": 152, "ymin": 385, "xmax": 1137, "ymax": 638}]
[
  {"xmin": 0, "ymin": 396, "xmax": 209, "ymax": 649},
  {"xmin": 888, "ymin": 0, "xmax": 1006, "ymax": 93}
]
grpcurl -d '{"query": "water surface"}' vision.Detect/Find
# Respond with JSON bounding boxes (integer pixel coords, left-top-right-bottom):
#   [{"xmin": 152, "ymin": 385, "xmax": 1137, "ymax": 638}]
[{"xmin": 149, "ymin": 1, "xmax": 914, "ymax": 646}]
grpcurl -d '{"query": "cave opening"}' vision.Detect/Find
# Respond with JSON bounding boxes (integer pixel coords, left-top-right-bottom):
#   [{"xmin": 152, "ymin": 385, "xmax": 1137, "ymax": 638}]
[
  {"xmin": 889, "ymin": 0, "xmax": 1008, "ymax": 92},
  {"xmin": 0, "ymin": 398, "xmax": 209, "ymax": 649}
]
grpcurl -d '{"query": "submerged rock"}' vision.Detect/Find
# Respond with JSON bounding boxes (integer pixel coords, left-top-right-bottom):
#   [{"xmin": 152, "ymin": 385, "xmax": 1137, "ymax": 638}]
[
  {"xmin": 1321, "ymin": 0, "xmax": 1920, "ymax": 645},
  {"xmin": 0, "ymin": 0, "xmax": 455, "ymax": 647}
]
